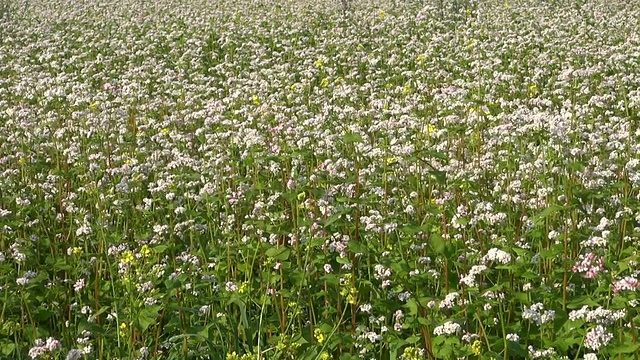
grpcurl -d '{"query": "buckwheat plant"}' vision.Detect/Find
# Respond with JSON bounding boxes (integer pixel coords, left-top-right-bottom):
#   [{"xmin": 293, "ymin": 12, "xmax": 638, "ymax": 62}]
[{"xmin": 2, "ymin": 0, "xmax": 640, "ymax": 359}]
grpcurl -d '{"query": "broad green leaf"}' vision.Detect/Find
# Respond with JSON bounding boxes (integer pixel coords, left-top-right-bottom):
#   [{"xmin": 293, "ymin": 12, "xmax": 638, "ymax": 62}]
[
  {"xmin": 153, "ymin": 244, "xmax": 169, "ymax": 254},
  {"xmin": 265, "ymin": 246, "xmax": 291, "ymax": 261},
  {"xmin": 430, "ymin": 233, "xmax": 446, "ymax": 254},
  {"xmin": 138, "ymin": 305, "xmax": 162, "ymax": 332},
  {"xmin": 609, "ymin": 342, "xmax": 640, "ymax": 354},
  {"xmin": 1, "ymin": 342, "xmax": 15, "ymax": 356}
]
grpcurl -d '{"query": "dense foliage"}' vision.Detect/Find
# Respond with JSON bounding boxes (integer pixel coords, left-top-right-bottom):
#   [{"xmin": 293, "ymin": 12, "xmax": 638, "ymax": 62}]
[{"xmin": 1, "ymin": 0, "xmax": 640, "ymax": 359}]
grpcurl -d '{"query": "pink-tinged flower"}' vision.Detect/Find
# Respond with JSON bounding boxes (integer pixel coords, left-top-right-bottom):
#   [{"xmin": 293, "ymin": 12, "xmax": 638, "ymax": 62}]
[
  {"xmin": 572, "ymin": 252, "xmax": 605, "ymax": 279},
  {"xmin": 28, "ymin": 337, "xmax": 60, "ymax": 359},
  {"xmin": 612, "ymin": 276, "xmax": 640, "ymax": 294}
]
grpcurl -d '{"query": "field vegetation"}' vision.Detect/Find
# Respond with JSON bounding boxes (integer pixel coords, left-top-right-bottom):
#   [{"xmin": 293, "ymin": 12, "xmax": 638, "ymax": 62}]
[{"xmin": 1, "ymin": 0, "xmax": 640, "ymax": 359}]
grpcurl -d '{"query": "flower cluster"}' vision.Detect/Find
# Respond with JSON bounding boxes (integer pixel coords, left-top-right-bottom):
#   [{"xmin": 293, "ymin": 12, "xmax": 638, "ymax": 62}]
[
  {"xmin": 2, "ymin": 0, "xmax": 640, "ymax": 358},
  {"xmin": 28, "ymin": 338, "xmax": 60, "ymax": 359},
  {"xmin": 522, "ymin": 303, "xmax": 556, "ymax": 326},
  {"xmin": 433, "ymin": 321, "xmax": 462, "ymax": 336},
  {"xmin": 572, "ymin": 252, "xmax": 605, "ymax": 279}
]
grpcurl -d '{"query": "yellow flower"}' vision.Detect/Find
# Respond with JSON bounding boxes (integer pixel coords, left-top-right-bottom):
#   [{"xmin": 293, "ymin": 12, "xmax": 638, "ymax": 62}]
[
  {"xmin": 471, "ymin": 340, "xmax": 482, "ymax": 356},
  {"xmin": 319, "ymin": 351, "xmax": 331, "ymax": 360},
  {"xmin": 346, "ymin": 293, "xmax": 357, "ymax": 305},
  {"xmin": 252, "ymin": 95, "xmax": 261, "ymax": 106},
  {"xmin": 72, "ymin": 247, "xmax": 83, "ymax": 255},
  {"xmin": 427, "ymin": 124, "xmax": 436, "ymax": 135},
  {"xmin": 379, "ymin": 9, "xmax": 386, "ymax": 19},
  {"xmin": 314, "ymin": 328, "xmax": 325, "ymax": 344},
  {"xmin": 140, "ymin": 245, "xmax": 151, "ymax": 258},
  {"xmin": 121, "ymin": 251, "xmax": 135, "ymax": 264},
  {"xmin": 313, "ymin": 58, "xmax": 324, "ymax": 69},
  {"xmin": 226, "ymin": 351, "xmax": 240, "ymax": 360},
  {"xmin": 160, "ymin": 128, "xmax": 169, "ymax": 135},
  {"xmin": 119, "ymin": 322, "xmax": 128, "ymax": 337},
  {"xmin": 320, "ymin": 78, "xmax": 329, "ymax": 88},
  {"xmin": 400, "ymin": 346, "xmax": 424, "ymax": 360},
  {"xmin": 297, "ymin": 192, "xmax": 306, "ymax": 201},
  {"xmin": 238, "ymin": 282, "xmax": 248, "ymax": 294}
]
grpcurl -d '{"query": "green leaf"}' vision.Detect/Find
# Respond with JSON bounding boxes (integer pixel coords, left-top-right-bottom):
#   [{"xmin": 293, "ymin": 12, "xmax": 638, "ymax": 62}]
[
  {"xmin": 138, "ymin": 305, "xmax": 162, "ymax": 332},
  {"xmin": 265, "ymin": 246, "xmax": 291, "ymax": 261},
  {"xmin": 532, "ymin": 204, "xmax": 566, "ymax": 224},
  {"xmin": 401, "ymin": 225, "xmax": 422, "ymax": 235},
  {"xmin": 301, "ymin": 347, "xmax": 318, "ymax": 360},
  {"xmin": 308, "ymin": 237, "xmax": 325, "ymax": 247},
  {"xmin": 405, "ymin": 335, "xmax": 421, "ymax": 344},
  {"xmin": 501, "ymin": 339, "xmax": 526, "ymax": 357},
  {"xmin": 153, "ymin": 245, "xmax": 169, "ymax": 254},
  {"xmin": 404, "ymin": 298, "xmax": 419, "ymax": 316},
  {"xmin": 609, "ymin": 342, "xmax": 640, "ymax": 354},
  {"xmin": 566, "ymin": 295, "xmax": 601, "ymax": 309},
  {"xmin": 430, "ymin": 233, "xmax": 446, "ymax": 254},
  {"xmin": 342, "ymin": 133, "xmax": 363, "ymax": 144},
  {"xmin": 1, "ymin": 341, "xmax": 15, "ymax": 356},
  {"xmin": 324, "ymin": 213, "xmax": 342, "ymax": 227},
  {"xmin": 347, "ymin": 240, "xmax": 367, "ymax": 254},
  {"xmin": 390, "ymin": 339, "xmax": 406, "ymax": 360}
]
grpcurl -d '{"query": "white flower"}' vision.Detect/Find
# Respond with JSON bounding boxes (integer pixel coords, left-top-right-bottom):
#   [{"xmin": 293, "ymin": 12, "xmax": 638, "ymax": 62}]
[
  {"xmin": 397, "ymin": 291, "xmax": 411, "ymax": 302},
  {"xmin": 66, "ymin": 349, "xmax": 84, "ymax": 360},
  {"xmin": 198, "ymin": 305, "xmax": 210, "ymax": 316},
  {"xmin": 482, "ymin": 248, "xmax": 511, "ymax": 264},
  {"xmin": 440, "ymin": 292, "xmax": 460, "ymax": 309},
  {"xmin": 433, "ymin": 321, "xmax": 461, "ymax": 336},
  {"xmin": 522, "ymin": 303, "xmax": 555, "ymax": 326},
  {"xmin": 527, "ymin": 345, "xmax": 556, "ymax": 359},
  {"xmin": 74, "ymin": 278, "xmax": 85, "ymax": 292},
  {"xmin": 584, "ymin": 325, "xmax": 613, "ymax": 351},
  {"xmin": 225, "ymin": 282, "xmax": 238, "ymax": 292}
]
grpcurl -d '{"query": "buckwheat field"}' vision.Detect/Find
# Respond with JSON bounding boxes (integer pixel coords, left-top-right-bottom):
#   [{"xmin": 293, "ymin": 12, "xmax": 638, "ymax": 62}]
[{"xmin": 1, "ymin": 0, "xmax": 640, "ymax": 359}]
